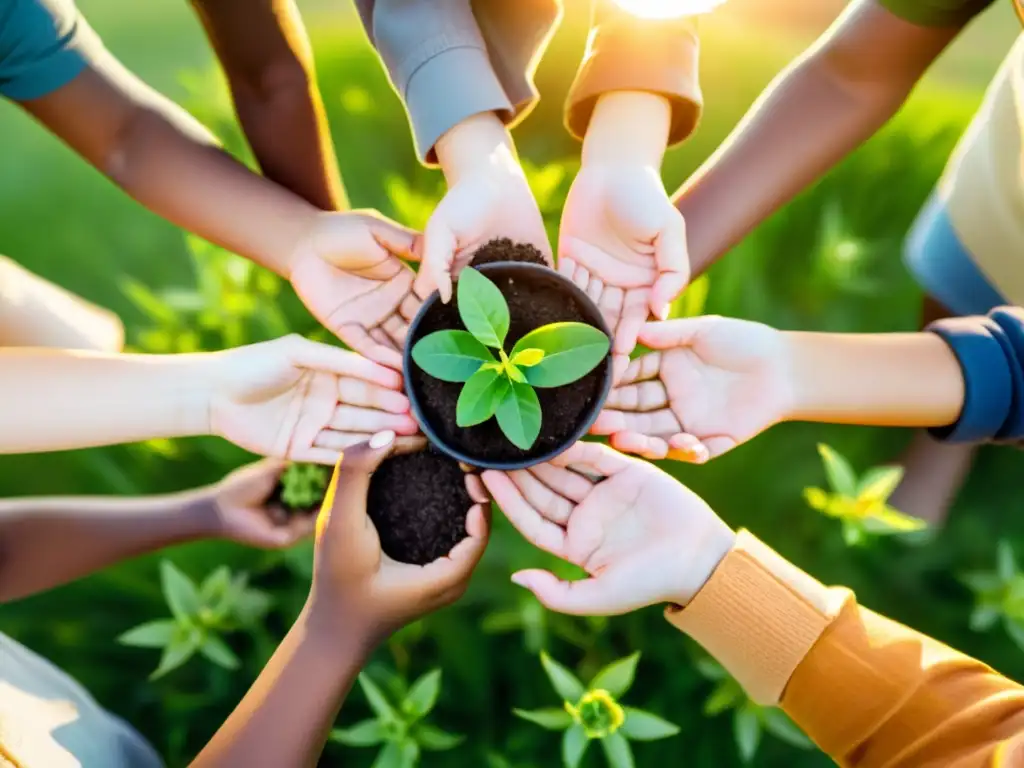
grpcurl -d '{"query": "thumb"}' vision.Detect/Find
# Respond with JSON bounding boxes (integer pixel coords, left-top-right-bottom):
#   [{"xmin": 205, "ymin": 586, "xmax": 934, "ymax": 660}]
[
  {"xmin": 510, "ymin": 570, "xmax": 616, "ymax": 616},
  {"xmin": 369, "ymin": 217, "xmax": 418, "ymax": 260},
  {"xmin": 417, "ymin": 211, "xmax": 458, "ymax": 303},
  {"xmin": 650, "ymin": 208, "xmax": 690, "ymax": 319},
  {"xmin": 317, "ymin": 431, "xmax": 396, "ymax": 536},
  {"xmin": 637, "ymin": 318, "xmax": 714, "ymax": 350}
]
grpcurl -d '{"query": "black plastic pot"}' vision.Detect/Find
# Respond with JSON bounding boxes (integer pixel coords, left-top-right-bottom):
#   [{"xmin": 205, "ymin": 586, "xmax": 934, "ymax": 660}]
[{"xmin": 403, "ymin": 261, "xmax": 613, "ymax": 471}]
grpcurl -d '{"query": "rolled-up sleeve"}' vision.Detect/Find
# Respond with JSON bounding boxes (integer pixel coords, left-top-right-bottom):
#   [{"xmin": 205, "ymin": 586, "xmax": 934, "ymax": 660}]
[
  {"xmin": 565, "ymin": 0, "xmax": 702, "ymax": 145},
  {"xmin": 354, "ymin": 0, "xmax": 513, "ymax": 164}
]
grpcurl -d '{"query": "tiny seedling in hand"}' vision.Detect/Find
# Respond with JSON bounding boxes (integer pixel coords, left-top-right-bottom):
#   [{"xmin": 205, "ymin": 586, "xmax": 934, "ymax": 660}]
[
  {"xmin": 279, "ymin": 463, "xmax": 330, "ymax": 510},
  {"xmin": 412, "ymin": 268, "xmax": 609, "ymax": 450}
]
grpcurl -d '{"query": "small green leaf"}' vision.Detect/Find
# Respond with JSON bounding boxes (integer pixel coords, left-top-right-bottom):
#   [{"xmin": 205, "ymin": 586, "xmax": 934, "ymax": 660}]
[
  {"xmin": 118, "ymin": 620, "xmax": 177, "ymax": 649},
  {"xmin": 513, "ymin": 707, "xmax": 573, "ymax": 730},
  {"xmin": 199, "ymin": 635, "xmax": 240, "ymax": 670},
  {"xmin": 703, "ymin": 679, "xmax": 742, "ymax": 716},
  {"xmin": 857, "ymin": 465, "xmax": 904, "ymax": 502},
  {"xmin": 412, "ymin": 330, "xmax": 494, "ymax": 382},
  {"xmin": 620, "ymin": 708, "xmax": 680, "ymax": 741},
  {"xmin": 562, "ymin": 724, "xmax": 589, "ymax": 768},
  {"xmin": 457, "ymin": 268, "xmax": 510, "ymax": 348},
  {"xmin": 962, "ymin": 572, "xmax": 1002, "ymax": 593},
  {"xmin": 506, "ymin": 363, "xmax": 527, "ymax": 383},
  {"xmin": 456, "ymin": 367, "xmax": 508, "ymax": 427},
  {"xmin": 590, "ymin": 653, "xmax": 640, "ymax": 699},
  {"xmin": 359, "ymin": 673, "xmax": 397, "ymax": 721},
  {"xmin": 970, "ymin": 605, "xmax": 1001, "ymax": 632},
  {"xmin": 540, "ymin": 652, "xmax": 586, "ymax": 703},
  {"xmin": 816, "ymin": 444, "xmax": 858, "ymax": 497},
  {"xmin": 512, "ymin": 323, "xmax": 610, "ymax": 388},
  {"xmin": 404, "ymin": 669, "xmax": 442, "ymax": 719},
  {"xmin": 760, "ymin": 709, "xmax": 813, "ymax": 750},
  {"xmin": 496, "ymin": 381, "xmax": 542, "ymax": 450},
  {"xmin": 734, "ymin": 706, "xmax": 762, "ymax": 763},
  {"xmin": 862, "ymin": 506, "xmax": 927, "ymax": 534},
  {"xmin": 199, "ymin": 566, "xmax": 232, "ymax": 606},
  {"xmin": 694, "ymin": 657, "xmax": 727, "ymax": 681},
  {"xmin": 842, "ymin": 520, "xmax": 866, "ymax": 547},
  {"xmin": 371, "ymin": 740, "xmax": 414, "ymax": 768},
  {"xmin": 160, "ymin": 561, "xmax": 201, "ymax": 622},
  {"xmin": 601, "ymin": 732, "xmax": 634, "ymax": 768},
  {"xmin": 150, "ymin": 629, "xmax": 201, "ymax": 680},
  {"xmin": 414, "ymin": 724, "xmax": 464, "ymax": 751},
  {"xmin": 999, "ymin": 541, "xmax": 1018, "ymax": 582},
  {"xmin": 330, "ymin": 719, "xmax": 387, "ymax": 747},
  {"xmin": 511, "ymin": 348, "xmax": 545, "ymax": 367}
]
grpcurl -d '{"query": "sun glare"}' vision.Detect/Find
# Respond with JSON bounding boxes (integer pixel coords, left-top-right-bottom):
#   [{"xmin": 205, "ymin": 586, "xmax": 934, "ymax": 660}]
[{"xmin": 610, "ymin": 0, "xmax": 728, "ymax": 18}]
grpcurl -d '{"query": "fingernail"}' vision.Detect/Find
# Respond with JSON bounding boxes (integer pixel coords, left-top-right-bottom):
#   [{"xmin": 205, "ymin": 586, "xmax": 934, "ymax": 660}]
[
  {"xmin": 510, "ymin": 573, "xmax": 529, "ymax": 588},
  {"xmin": 370, "ymin": 430, "xmax": 396, "ymax": 449},
  {"xmin": 692, "ymin": 444, "xmax": 710, "ymax": 464}
]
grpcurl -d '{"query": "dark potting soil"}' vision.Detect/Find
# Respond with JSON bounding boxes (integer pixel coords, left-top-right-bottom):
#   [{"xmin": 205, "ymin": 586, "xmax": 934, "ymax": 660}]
[
  {"xmin": 367, "ymin": 449, "xmax": 473, "ymax": 565},
  {"xmin": 409, "ymin": 239, "xmax": 607, "ymax": 464}
]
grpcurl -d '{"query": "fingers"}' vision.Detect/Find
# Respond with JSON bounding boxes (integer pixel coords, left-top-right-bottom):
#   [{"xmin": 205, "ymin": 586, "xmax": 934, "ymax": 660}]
[
  {"xmin": 321, "ymin": 431, "xmax": 397, "ymax": 529},
  {"xmin": 338, "ymin": 325, "xmax": 404, "ymax": 371},
  {"xmin": 638, "ymin": 318, "xmax": 717, "ymax": 350},
  {"xmin": 328, "ymin": 405, "xmax": 418, "ymax": 434},
  {"xmin": 413, "ymin": 503, "xmax": 491, "ymax": 596},
  {"xmin": 614, "ymin": 288, "xmax": 649, "ymax": 357},
  {"xmin": 481, "ymin": 470, "xmax": 566, "ymax": 557},
  {"xmin": 606, "ymin": 380, "xmax": 668, "ymax": 412},
  {"xmin": 226, "ymin": 457, "xmax": 288, "ymax": 491},
  {"xmin": 465, "ymin": 473, "xmax": 490, "ymax": 505},
  {"xmin": 650, "ymin": 207, "xmax": 690, "ymax": 318},
  {"xmin": 509, "ymin": 469, "xmax": 574, "ymax": 525},
  {"xmin": 529, "ymin": 462, "xmax": 594, "ymax": 504},
  {"xmin": 286, "ymin": 335, "xmax": 402, "ymax": 389},
  {"xmin": 547, "ymin": 441, "xmax": 634, "ymax": 478},
  {"xmin": 267, "ymin": 512, "xmax": 317, "ymax": 549},
  {"xmin": 560, "ymin": 238, "xmax": 656, "ymax": 288},
  {"xmin": 338, "ymin": 377, "xmax": 410, "ymax": 414},
  {"xmin": 510, "ymin": 570, "xmax": 625, "ymax": 616},
  {"xmin": 619, "ymin": 352, "xmax": 661, "ymax": 385},
  {"xmin": 366, "ymin": 214, "xmax": 418, "ymax": 260},
  {"xmin": 597, "ymin": 287, "xmax": 624, "ymax": 340},
  {"xmin": 608, "ymin": 431, "xmax": 710, "ymax": 464},
  {"xmin": 699, "ymin": 435, "xmax": 738, "ymax": 461},
  {"xmin": 419, "ymin": 212, "xmax": 458, "ymax": 303}
]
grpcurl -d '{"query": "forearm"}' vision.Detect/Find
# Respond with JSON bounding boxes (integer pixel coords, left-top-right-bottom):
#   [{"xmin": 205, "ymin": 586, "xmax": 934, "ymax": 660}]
[
  {"xmin": 191, "ymin": 0, "xmax": 346, "ymax": 211},
  {"xmin": 0, "ymin": 256, "xmax": 124, "ymax": 351},
  {"xmin": 191, "ymin": 602, "xmax": 371, "ymax": 767},
  {"xmin": 784, "ymin": 331, "xmax": 964, "ymax": 427},
  {"xmin": 0, "ymin": 348, "xmax": 212, "ymax": 453},
  {"xmin": 25, "ymin": 66, "xmax": 320, "ymax": 277},
  {"xmin": 582, "ymin": 91, "xmax": 671, "ymax": 167},
  {"xmin": 435, "ymin": 111, "xmax": 520, "ymax": 185},
  {"xmin": 675, "ymin": 0, "xmax": 955, "ymax": 274},
  {"xmin": 0, "ymin": 491, "xmax": 217, "ymax": 602}
]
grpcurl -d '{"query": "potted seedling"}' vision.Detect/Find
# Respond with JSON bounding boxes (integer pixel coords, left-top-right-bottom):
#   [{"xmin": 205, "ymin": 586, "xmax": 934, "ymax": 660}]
[
  {"xmin": 405, "ymin": 240, "xmax": 612, "ymax": 470},
  {"xmin": 272, "ymin": 463, "xmax": 331, "ymax": 520}
]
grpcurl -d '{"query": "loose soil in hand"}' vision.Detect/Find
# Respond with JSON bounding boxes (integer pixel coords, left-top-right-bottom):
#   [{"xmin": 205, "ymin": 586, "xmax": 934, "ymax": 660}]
[
  {"xmin": 408, "ymin": 239, "xmax": 607, "ymax": 464},
  {"xmin": 367, "ymin": 449, "xmax": 473, "ymax": 565}
]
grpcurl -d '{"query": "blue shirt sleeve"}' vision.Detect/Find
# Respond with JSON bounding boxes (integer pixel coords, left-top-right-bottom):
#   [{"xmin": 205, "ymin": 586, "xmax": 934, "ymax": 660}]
[
  {"xmin": 927, "ymin": 307, "xmax": 1024, "ymax": 444},
  {"xmin": 0, "ymin": 0, "xmax": 98, "ymax": 101}
]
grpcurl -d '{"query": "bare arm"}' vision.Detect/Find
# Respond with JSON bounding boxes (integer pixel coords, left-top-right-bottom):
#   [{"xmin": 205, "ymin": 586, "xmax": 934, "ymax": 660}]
[
  {"xmin": 0, "ymin": 490, "xmax": 215, "ymax": 602},
  {"xmin": 20, "ymin": 59, "xmax": 319, "ymax": 277},
  {"xmin": 0, "ymin": 256, "xmax": 124, "ymax": 351},
  {"xmin": 189, "ymin": 0, "xmax": 346, "ymax": 210},
  {"xmin": 675, "ymin": 0, "xmax": 962, "ymax": 274}
]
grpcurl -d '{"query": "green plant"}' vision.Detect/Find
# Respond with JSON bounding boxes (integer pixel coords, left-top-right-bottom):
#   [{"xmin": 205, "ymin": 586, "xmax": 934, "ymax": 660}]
[
  {"xmin": 330, "ymin": 669, "xmax": 463, "ymax": 767},
  {"xmin": 696, "ymin": 658, "xmax": 813, "ymax": 764},
  {"xmin": 514, "ymin": 652, "xmax": 679, "ymax": 768},
  {"xmin": 962, "ymin": 540, "xmax": 1024, "ymax": 651},
  {"xmin": 803, "ymin": 443, "xmax": 926, "ymax": 546},
  {"xmin": 118, "ymin": 561, "xmax": 271, "ymax": 679},
  {"xmin": 411, "ymin": 267, "xmax": 610, "ymax": 450},
  {"xmin": 279, "ymin": 463, "xmax": 330, "ymax": 508}
]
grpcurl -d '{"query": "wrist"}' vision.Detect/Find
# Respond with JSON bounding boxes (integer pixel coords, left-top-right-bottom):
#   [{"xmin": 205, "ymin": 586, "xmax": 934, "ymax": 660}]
[
  {"xmin": 435, "ymin": 112, "xmax": 520, "ymax": 185},
  {"xmin": 668, "ymin": 523, "xmax": 737, "ymax": 608},
  {"xmin": 582, "ymin": 91, "xmax": 671, "ymax": 168},
  {"xmin": 301, "ymin": 591, "xmax": 381, "ymax": 657}
]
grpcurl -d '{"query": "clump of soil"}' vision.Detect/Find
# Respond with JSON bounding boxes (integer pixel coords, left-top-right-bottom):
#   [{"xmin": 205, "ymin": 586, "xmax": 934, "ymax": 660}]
[
  {"xmin": 408, "ymin": 239, "xmax": 608, "ymax": 464},
  {"xmin": 367, "ymin": 449, "xmax": 474, "ymax": 565}
]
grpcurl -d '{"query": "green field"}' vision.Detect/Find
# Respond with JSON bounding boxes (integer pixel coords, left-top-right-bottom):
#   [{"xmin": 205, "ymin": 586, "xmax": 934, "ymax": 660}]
[{"xmin": 2, "ymin": 1, "xmax": 1024, "ymax": 766}]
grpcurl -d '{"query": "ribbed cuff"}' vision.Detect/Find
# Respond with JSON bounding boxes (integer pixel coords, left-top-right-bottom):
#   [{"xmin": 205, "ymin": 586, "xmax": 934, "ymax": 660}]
[
  {"xmin": 665, "ymin": 531, "xmax": 845, "ymax": 705},
  {"xmin": 403, "ymin": 45, "xmax": 513, "ymax": 165},
  {"xmin": 927, "ymin": 316, "xmax": 1013, "ymax": 443}
]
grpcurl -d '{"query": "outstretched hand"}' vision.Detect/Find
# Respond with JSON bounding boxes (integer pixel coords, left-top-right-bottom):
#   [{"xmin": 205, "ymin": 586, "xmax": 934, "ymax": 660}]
[
  {"xmin": 208, "ymin": 335, "xmax": 418, "ymax": 465},
  {"xmin": 310, "ymin": 433, "xmax": 491, "ymax": 639},
  {"xmin": 207, "ymin": 459, "xmax": 313, "ymax": 549},
  {"xmin": 591, "ymin": 317, "xmax": 794, "ymax": 462},
  {"xmin": 288, "ymin": 210, "xmax": 422, "ymax": 369},
  {"xmin": 481, "ymin": 442, "xmax": 734, "ymax": 615}
]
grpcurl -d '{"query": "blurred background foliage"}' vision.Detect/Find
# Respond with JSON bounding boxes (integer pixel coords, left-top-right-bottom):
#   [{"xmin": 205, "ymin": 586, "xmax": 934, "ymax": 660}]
[{"xmin": 2, "ymin": 0, "xmax": 1024, "ymax": 765}]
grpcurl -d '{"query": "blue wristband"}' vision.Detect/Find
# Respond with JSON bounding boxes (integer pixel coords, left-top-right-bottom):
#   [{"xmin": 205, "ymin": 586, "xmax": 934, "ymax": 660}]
[
  {"xmin": 990, "ymin": 307, "xmax": 1024, "ymax": 441},
  {"xmin": 927, "ymin": 316, "xmax": 1013, "ymax": 443}
]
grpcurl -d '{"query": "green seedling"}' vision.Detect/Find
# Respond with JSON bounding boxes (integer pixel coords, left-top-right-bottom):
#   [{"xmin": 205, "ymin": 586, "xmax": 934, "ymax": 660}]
[
  {"xmin": 331, "ymin": 668, "xmax": 463, "ymax": 767},
  {"xmin": 280, "ymin": 463, "xmax": 330, "ymax": 509},
  {"xmin": 962, "ymin": 540, "xmax": 1024, "ymax": 651},
  {"xmin": 412, "ymin": 267, "xmax": 609, "ymax": 450},
  {"xmin": 804, "ymin": 443, "xmax": 926, "ymax": 546},
  {"xmin": 514, "ymin": 652, "xmax": 679, "ymax": 768},
  {"xmin": 118, "ymin": 561, "xmax": 271, "ymax": 679}
]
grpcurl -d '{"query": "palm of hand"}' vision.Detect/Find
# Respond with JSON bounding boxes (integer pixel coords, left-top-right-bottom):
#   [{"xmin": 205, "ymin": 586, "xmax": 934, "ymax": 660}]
[{"xmin": 214, "ymin": 460, "xmax": 314, "ymax": 548}]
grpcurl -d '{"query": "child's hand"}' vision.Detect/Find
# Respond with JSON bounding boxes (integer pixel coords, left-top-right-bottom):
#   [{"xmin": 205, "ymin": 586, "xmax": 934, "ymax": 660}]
[
  {"xmin": 591, "ymin": 317, "xmax": 794, "ymax": 462},
  {"xmin": 481, "ymin": 442, "xmax": 734, "ymax": 615},
  {"xmin": 560, "ymin": 93, "xmax": 689, "ymax": 379},
  {"xmin": 417, "ymin": 113, "xmax": 552, "ymax": 303},
  {"xmin": 204, "ymin": 459, "xmax": 314, "ymax": 549},
  {"xmin": 309, "ymin": 433, "xmax": 490, "ymax": 640},
  {"xmin": 207, "ymin": 335, "xmax": 418, "ymax": 464},
  {"xmin": 288, "ymin": 211, "xmax": 422, "ymax": 369}
]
